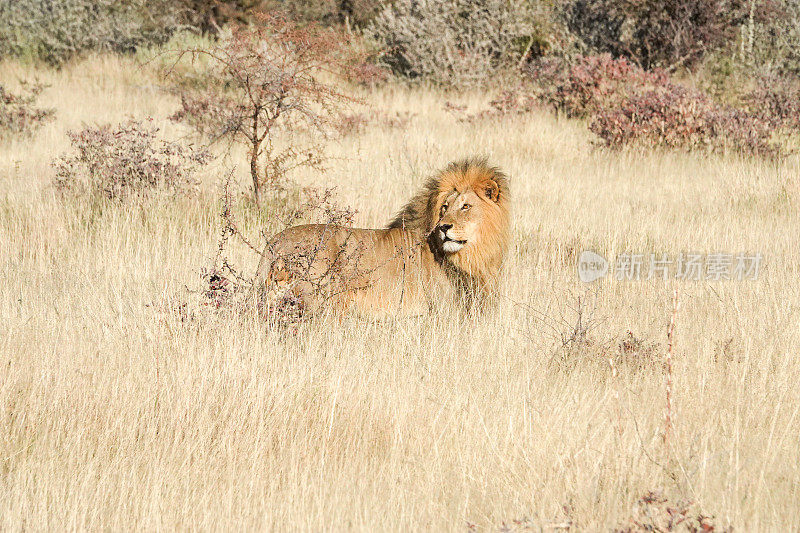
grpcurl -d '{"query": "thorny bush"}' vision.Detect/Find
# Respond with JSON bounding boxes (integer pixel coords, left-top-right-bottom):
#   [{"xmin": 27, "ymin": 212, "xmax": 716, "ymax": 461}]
[
  {"xmin": 166, "ymin": 12, "xmax": 358, "ymax": 203},
  {"xmin": 615, "ymin": 491, "xmax": 731, "ymax": 532},
  {"xmin": 0, "ymin": 82, "xmax": 55, "ymax": 139},
  {"xmin": 54, "ymin": 118, "xmax": 210, "ymax": 200},
  {"xmin": 200, "ymin": 175, "xmax": 362, "ymax": 327}
]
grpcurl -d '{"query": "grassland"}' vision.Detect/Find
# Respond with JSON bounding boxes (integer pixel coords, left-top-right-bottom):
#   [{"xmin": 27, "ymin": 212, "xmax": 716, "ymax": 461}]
[{"xmin": 1, "ymin": 54, "xmax": 799, "ymax": 531}]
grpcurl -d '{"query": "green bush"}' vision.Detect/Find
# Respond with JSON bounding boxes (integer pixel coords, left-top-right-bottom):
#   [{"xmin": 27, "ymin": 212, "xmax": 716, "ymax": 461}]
[
  {"xmin": 746, "ymin": 0, "xmax": 800, "ymax": 77},
  {"xmin": 0, "ymin": 0, "xmax": 189, "ymax": 67},
  {"xmin": 366, "ymin": 0, "xmax": 546, "ymax": 87},
  {"xmin": 562, "ymin": 0, "xmax": 747, "ymax": 71}
]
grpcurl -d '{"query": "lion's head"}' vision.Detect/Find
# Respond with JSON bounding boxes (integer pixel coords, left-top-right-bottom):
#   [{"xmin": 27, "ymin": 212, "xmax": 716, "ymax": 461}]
[{"xmin": 388, "ymin": 158, "xmax": 510, "ymax": 290}]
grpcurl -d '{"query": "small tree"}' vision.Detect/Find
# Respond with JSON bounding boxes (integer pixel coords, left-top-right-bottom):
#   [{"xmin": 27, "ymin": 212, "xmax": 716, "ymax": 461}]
[{"xmin": 167, "ymin": 12, "xmax": 355, "ymax": 202}]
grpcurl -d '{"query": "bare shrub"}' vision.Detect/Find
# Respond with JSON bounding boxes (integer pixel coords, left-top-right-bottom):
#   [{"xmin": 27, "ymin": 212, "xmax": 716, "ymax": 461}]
[
  {"xmin": 53, "ymin": 118, "xmax": 211, "ymax": 200},
  {"xmin": 366, "ymin": 0, "xmax": 540, "ymax": 87},
  {"xmin": 444, "ymin": 88, "xmax": 538, "ymax": 123},
  {"xmin": 0, "ymin": 82, "xmax": 55, "ymax": 139},
  {"xmin": 335, "ymin": 110, "xmax": 414, "ymax": 137},
  {"xmin": 616, "ymin": 330, "xmax": 660, "ymax": 369},
  {"xmin": 201, "ymin": 175, "xmax": 361, "ymax": 326},
  {"xmin": 523, "ymin": 289, "xmax": 668, "ymax": 374},
  {"xmin": 165, "ymin": 12, "xmax": 357, "ymax": 202},
  {"xmin": 615, "ymin": 491, "xmax": 731, "ymax": 532},
  {"xmin": 529, "ymin": 289, "xmax": 608, "ymax": 371}
]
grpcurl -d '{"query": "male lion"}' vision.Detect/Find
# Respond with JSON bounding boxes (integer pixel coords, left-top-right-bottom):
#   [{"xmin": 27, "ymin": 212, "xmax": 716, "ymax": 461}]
[{"xmin": 254, "ymin": 158, "xmax": 510, "ymax": 317}]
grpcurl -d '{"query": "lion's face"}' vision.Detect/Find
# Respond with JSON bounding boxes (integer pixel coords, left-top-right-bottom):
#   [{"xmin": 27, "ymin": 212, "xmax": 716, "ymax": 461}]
[{"xmin": 432, "ymin": 179, "xmax": 500, "ymax": 254}]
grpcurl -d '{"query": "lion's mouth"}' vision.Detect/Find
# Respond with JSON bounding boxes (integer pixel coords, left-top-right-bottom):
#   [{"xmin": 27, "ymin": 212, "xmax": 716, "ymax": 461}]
[{"xmin": 440, "ymin": 234, "xmax": 466, "ymax": 253}]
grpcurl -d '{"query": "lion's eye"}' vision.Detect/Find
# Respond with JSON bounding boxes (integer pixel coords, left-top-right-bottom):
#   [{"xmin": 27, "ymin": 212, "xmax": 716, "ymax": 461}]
[
  {"xmin": 440, "ymin": 204, "xmax": 448, "ymax": 214},
  {"xmin": 461, "ymin": 204, "xmax": 471, "ymax": 211}
]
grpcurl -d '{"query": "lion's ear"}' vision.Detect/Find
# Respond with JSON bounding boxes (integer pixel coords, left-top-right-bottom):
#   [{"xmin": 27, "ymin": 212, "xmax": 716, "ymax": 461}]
[{"xmin": 483, "ymin": 179, "xmax": 500, "ymax": 202}]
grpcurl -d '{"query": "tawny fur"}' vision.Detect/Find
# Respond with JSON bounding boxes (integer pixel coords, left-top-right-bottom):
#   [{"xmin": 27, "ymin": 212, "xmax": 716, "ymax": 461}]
[
  {"xmin": 256, "ymin": 158, "xmax": 510, "ymax": 317},
  {"xmin": 388, "ymin": 157, "xmax": 510, "ymax": 286}
]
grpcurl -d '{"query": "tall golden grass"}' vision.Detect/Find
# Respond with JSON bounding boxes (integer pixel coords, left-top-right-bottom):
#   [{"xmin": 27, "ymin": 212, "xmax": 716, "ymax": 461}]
[{"xmin": 1, "ymin": 54, "xmax": 799, "ymax": 531}]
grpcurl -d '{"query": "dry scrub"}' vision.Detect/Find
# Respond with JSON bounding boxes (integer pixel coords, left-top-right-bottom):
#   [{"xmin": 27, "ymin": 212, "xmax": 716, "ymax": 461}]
[{"xmin": 1, "ymin": 54, "xmax": 799, "ymax": 531}]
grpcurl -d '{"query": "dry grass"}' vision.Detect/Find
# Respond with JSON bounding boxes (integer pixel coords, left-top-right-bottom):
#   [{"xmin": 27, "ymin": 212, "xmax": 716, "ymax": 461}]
[{"xmin": 1, "ymin": 54, "xmax": 799, "ymax": 531}]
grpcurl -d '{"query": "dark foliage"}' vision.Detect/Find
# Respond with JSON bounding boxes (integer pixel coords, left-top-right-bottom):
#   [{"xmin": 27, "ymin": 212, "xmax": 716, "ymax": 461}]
[
  {"xmin": 563, "ymin": 0, "xmax": 748, "ymax": 71},
  {"xmin": 0, "ymin": 82, "xmax": 55, "ymax": 139}
]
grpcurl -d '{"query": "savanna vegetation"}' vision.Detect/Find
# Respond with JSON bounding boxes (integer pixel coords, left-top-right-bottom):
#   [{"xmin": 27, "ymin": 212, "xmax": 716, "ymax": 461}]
[{"xmin": 1, "ymin": 0, "xmax": 799, "ymax": 530}]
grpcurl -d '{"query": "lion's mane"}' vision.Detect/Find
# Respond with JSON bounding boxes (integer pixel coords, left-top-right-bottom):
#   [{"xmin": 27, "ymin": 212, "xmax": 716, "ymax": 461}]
[{"xmin": 388, "ymin": 157, "xmax": 510, "ymax": 293}]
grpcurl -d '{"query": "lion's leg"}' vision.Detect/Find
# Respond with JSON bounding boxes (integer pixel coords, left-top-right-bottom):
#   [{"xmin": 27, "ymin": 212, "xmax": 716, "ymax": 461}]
[
  {"xmin": 250, "ymin": 243, "xmax": 275, "ymax": 311},
  {"xmin": 259, "ymin": 256, "xmax": 317, "ymax": 318}
]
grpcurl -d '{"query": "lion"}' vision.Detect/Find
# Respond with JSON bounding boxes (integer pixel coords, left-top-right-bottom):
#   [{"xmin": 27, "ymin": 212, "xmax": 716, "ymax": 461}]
[{"xmin": 253, "ymin": 158, "xmax": 510, "ymax": 317}]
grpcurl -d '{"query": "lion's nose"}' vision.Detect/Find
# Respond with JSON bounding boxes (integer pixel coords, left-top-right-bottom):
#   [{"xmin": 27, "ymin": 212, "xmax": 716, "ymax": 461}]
[{"xmin": 438, "ymin": 223, "xmax": 453, "ymax": 233}]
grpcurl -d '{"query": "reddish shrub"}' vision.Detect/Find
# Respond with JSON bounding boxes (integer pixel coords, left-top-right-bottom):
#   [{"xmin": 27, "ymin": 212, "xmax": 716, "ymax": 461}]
[
  {"xmin": 526, "ymin": 54, "xmax": 797, "ymax": 157},
  {"xmin": 744, "ymin": 74, "xmax": 800, "ymax": 130},
  {"xmin": 615, "ymin": 491, "xmax": 731, "ymax": 532},
  {"xmin": 590, "ymin": 83, "xmax": 785, "ymax": 157},
  {"xmin": 344, "ymin": 61, "xmax": 390, "ymax": 87},
  {"xmin": 0, "ymin": 82, "xmax": 54, "ymax": 139},
  {"xmin": 528, "ymin": 54, "xmax": 668, "ymax": 118},
  {"xmin": 54, "ymin": 118, "xmax": 211, "ymax": 199}
]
